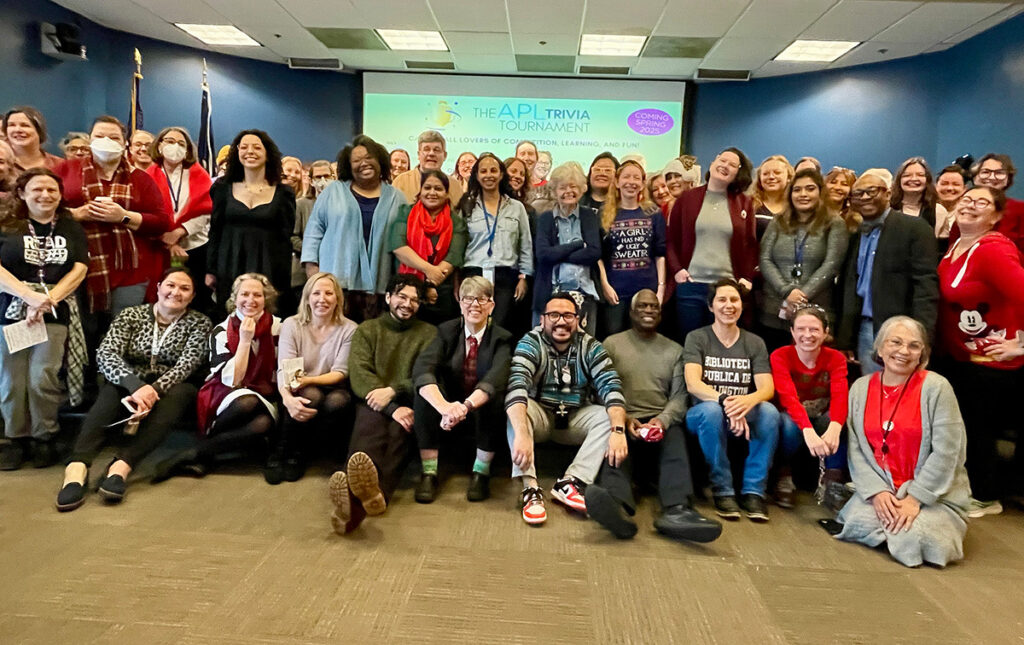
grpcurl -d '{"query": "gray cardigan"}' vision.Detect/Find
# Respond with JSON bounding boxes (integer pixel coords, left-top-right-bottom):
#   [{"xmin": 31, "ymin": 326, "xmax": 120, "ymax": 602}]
[
  {"xmin": 846, "ymin": 370, "xmax": 970, "ymax": 516},
  {"xmin": 759, "ymin": 215, "xmax": 849, "ymax": 330}
]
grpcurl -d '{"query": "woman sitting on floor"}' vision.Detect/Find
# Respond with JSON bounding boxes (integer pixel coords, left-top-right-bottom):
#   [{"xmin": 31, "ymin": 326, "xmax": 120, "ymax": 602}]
[{"xmin": 835, "ymin": 315, "xmax": 970, "ymax": 567}]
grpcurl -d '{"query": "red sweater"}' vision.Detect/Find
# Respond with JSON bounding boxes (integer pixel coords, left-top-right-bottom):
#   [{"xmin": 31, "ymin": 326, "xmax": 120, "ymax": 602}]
[
  {"xmin": 770, "ymin": 345, "xmax": 849, "ymax": 429},
  {"xmin": 665, "ymin": 185, "xmax": 757, "ymax": 294},
  {"xmin": 949, "ymin": 197, "xmax": 1024, "ymax": 253},
  {"xmin": 937, "ymin": 232, "xmax": 1024, "ymax": 369},
  {"xmin": 58, "ymin": 158, "xmax": 171, "ymax": 292}
]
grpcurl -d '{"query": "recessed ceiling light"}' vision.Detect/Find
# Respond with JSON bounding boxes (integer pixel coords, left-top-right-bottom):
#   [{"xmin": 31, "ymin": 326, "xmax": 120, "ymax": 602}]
[
  {"xmin": 376, "ymin": 29, "xmax": 448, "ymax": 51},
  {"xmin": 175, "ymin": 24, "xmax": 261, "ymax": 46},
  {"xmin": 580, "ymin": 34, "xmax": 647, "ymax": 57},
  {"xmin": 775, "ymin": 39, "xmax": 859, "ymax": 62}
]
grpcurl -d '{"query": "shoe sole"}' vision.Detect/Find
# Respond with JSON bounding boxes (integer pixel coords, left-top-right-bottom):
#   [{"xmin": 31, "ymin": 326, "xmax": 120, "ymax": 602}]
[
  {"xmin": 98, "ymin": 487, "xmax": 125, "ymax": 504},
  {"xmin": 744, "ymin": 512, "xmax": 770, "ymax": 523},
  {"xmin": 56, "ymin": 498, "xmax": 86, "ymax": 512},
  {"xmin": 968, "ymin": 505, "xmax": 1003, "ymax": 518},
  {"xmin": 655, "ymin": 522, "xmax": 723, "ymax": 543},
  {"xmin": 467, "ymin": 489, "xmax": 490, "ymax": 502},
  {"xmin": 522, "ymin": 507, "xmax": 547, "ymax": 525},
  {"xmin": 550, "ymin": 489, "xmax": 587, "ymax": 514},
  {"xmin": 347, "ymin": 453, "xmax": 387, "ymax": 516},
  {"xmin": 328, "ymin": 471, "xmax": 352, "ymax": 535},
  {"xmin": 715, "ymin": 508, "xmax": 741, "ymax": 520},
  {"xmin": 585, "ymin": 487, "xmax": 637, "ymax": 539}
]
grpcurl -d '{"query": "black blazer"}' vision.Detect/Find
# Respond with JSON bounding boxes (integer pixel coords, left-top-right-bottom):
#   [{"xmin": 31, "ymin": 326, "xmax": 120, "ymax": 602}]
[
  {"xmin": 835, "ymin": 211, "xmax": 939, "ymax": 349},
  {"xmin": 533, "ymin": 205, "xmax": 602, "ymax": 310},
  {"xmin": 412, "ymin": 318, "xmax": 513, "ymax": 399}
]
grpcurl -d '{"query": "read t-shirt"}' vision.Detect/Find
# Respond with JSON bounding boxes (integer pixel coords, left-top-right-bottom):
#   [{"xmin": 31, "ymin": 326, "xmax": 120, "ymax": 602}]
[{"xmin": 682, "ymin": 326, "xmax": 770, "ymax": 403}]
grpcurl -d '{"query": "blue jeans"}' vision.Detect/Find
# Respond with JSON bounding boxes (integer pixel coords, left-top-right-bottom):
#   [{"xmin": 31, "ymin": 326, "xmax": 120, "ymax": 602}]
[
  {"xmin": 686, "ymin": 400, "xmax": 780, "ymax": 497},
  {"xmin": 674, "ymin": 282, "xmax": 712, "ymax": 345},
  {"xmin": 857, "ymin": 318, "xmax": 880, "ymax": 375},
  {"xmin": 778, "ymin": 412, "xmax": 846, "ymax": 470}
]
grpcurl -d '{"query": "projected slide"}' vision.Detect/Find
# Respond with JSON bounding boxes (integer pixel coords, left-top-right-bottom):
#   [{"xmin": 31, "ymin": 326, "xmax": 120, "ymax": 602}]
[{"xmin": 364, "ymin": 93, "xmax": 683, "ymax": 174}]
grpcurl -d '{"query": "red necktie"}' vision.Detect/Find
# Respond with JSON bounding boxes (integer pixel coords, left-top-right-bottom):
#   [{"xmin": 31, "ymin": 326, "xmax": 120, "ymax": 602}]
[{"xmin": 463, "ymin": 335, "xmax": 479, "ymax": 395}]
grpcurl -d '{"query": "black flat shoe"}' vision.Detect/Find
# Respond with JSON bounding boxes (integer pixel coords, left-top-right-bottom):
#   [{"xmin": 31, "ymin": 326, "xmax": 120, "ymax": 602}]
[
  {"xmin": 263, "ymin": 450, "xmax": 284, "ymax": 486},
  {"xmin": 415, "ymin": 473, "xmax": 438, "ymax": 504},
  {"xmin": 56, "ymin": 479, "xmax": 87, "ymax": 512},
  {"xmin": 466, "ymin": 472, "xmax": 490, "ymax": 502},
  {"xmin": 282, "ymin": 454, "xmax": 305, "ymax": 482},
  {"xmin": 98, "ymin": 474, "xmax": 127, "ymax": 503}
]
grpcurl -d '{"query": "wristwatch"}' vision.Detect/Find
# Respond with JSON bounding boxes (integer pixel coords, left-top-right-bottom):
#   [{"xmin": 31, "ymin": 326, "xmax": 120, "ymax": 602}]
[
  {"xmin": 121, "ymin": 214, "xmax": 132, "ymax": 226},
  {"xmin": 463, "ymin": 399, "xmax": 475, "ymax": 412},
  {"xmin": 718, "ymin": 393, "xmax": 729, "ymax": 406},
  {"xmin": 611, "ymin": 425, "xmax": 625, "ymax": 434}
]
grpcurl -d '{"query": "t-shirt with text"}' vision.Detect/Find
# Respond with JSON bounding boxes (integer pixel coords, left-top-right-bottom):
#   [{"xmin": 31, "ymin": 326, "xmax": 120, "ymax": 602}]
[{"xmin": 682, "ymin": 326, "xmax": 770, "ymax": 403}]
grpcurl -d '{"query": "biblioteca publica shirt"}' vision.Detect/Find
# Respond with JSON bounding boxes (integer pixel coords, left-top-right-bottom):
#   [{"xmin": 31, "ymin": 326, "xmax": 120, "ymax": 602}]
[{"xmin": 682, "ymin": 326, "xmax": 771, "ymax": 404}]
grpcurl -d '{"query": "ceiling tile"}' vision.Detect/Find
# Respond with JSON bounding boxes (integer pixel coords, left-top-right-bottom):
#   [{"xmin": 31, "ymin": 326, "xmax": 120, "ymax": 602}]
[
  {"xmin": 642, "ymin": 36, "xmax": 716, "ymax": 58},
  {"xmin": 582, "ymin": 0, "xmax": 666, "ymax": 32},
  {"xmin": 428, "ymin": 0, "xmax": 509, "ymax": 32},
  {"xmin": 754, "ymin": 60, "xmax": 830, "ymax": 78},
  {"xmin": 654, "ymin": 0, "xmax": 749, "ymax": 37},
  {"xmin": 631, "ymin": 57, "xmax": 701, "ymax": 77},
  {"xmin": 204, "ymin": 0, "xmax": 300, "ymax": 28},
  {"xmin": 515, "ymin": 54, "xmax": 576, "ymax": 73},
  {"xmin": 874, "ymin": 1, "xmax": 1009, "ymax": 43},
  {"xmin": 725, "ymin": 0, "xmax": 836, "ymax": 40},
  {"xmin": 702, "ymin": 37, "xmax": 791, "ymax": 66},
  {"xmin": 511, "ymin": 32, "xmax": 579, "ymax": 55},
  {"xmin": 443, "ymin": 31, "xmax": 513, "ymax": 55},
  {"xmin": 943, "ymin": 4, "xmax": 1024, "ymax": 44},
  {"xmin": 131, "ymin": 0, "xmax": 228, "ymax": 24},
  {"xmin": 329, "ymin": 49, "xmax": 405, "ymax": 69},
  {"xmin": 309, "ymin": 28, "xmax": 386, "ymax": 50},
  {"xmin": 801, "ymin": 1, "xmax": 922, "ymax": 41},
  {"xmin": 451, "ymin": 53, "xmax": 518, "ymax": 73},
  {"xmin": 281, "ymin": 0, "xmax": 363, "ymax": 27},
  {"xmin": 347, "ymin": 0, "xmax": 439, "ymax": 30},
  {"xmin": 575, "ymin": 54, "xmax": 640, "ymax": 68},
  {"xmin": 245, "ymin": 25, "xmax": 330, "ymax": 58},
  {"xmin": 827, "ymin": 40, "xmax": 930, "ymax": 68},
  {"xmin": 508, "ymin": 0, "xmax": 584, "ymax": 33}
]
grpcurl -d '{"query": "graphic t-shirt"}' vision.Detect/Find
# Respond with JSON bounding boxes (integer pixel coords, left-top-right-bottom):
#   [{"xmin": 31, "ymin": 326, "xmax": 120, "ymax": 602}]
[
  {"xmin": 603, "ymin": 207, "xmax": 666, "ymax": 298},
  {"xmin": 682, "ymin": 326, "xmax": 770, "ymax": 403},
  {"xmin": 0, "ymin": 216, "xmax": 89, "ymax": 325}
]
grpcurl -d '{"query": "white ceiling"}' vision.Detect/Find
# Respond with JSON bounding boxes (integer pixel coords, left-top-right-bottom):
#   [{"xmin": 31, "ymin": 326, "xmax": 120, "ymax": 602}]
[{"xmin": 52, "ymin": 0, "xmax": 1024, "ymax": 79}]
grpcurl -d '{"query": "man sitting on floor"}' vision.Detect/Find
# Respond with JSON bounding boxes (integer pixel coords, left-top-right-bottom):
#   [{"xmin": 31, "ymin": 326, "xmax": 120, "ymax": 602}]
[
  {"xmin": 328, "ymin": 274, "xmax": 436, "ymax": 534},
  {"xmin": 506, "ymin": 291, "xmax": 628, "ymax": 525},
  {"xmin": 586, "ymin": 290, "xmax": 723, "ymax": 542}
]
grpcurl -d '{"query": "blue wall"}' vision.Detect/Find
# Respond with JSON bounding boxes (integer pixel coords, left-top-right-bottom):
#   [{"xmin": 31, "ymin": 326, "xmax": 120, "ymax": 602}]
[
  {"xmin": 690, "ymin": 14, "xmax": 1024, "ymax": 198},
  {"xmin": 0, "ymin": 0, "xmax": 360, "ymax": 160}
]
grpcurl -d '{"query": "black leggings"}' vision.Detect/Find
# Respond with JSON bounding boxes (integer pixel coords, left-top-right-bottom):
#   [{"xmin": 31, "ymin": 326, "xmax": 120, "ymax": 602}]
[
  {"xmin": 200, "ymin": 394, "xmax": 275, "ymax": 458},
  {"xmin": 277, "ymin": 385, "xmax": 353, "ymax": 455}
]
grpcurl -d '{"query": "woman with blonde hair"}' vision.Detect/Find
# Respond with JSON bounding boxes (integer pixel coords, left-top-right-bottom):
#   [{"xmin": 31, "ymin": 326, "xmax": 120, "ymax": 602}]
[
  {"xmin": 753, "ymin": 155, "xmax": 795, "ymax": 239},
  {"xmin": 823, "ymin": 166, "xmax": 857, "ymax": 229}
]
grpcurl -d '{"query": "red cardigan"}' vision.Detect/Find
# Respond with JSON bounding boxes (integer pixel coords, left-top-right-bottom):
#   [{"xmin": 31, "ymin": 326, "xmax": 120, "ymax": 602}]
[
  {"xmin": 145, "ymin": 162, "xmax": 213, "ymax": 230},
  {"xmin": 937, "ymin": 232, "xmax": 1024, "ymax": 370},
  {"xmin": 665, "ymin": 185, "xmax": 757, "ymax": 293}
]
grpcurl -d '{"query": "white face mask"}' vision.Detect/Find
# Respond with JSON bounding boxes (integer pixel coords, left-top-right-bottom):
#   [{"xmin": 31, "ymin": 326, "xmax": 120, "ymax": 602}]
[
  {"xmin": 90, "ymin": 137, "xmax": 124, "ymax": 164},
  {"xmin": 161, "ymin": 142, "xmax": 187, "ymax": 164},
  {"xmin": 312, "ymin": 177, "xmax": 330, "ymax": 193}
]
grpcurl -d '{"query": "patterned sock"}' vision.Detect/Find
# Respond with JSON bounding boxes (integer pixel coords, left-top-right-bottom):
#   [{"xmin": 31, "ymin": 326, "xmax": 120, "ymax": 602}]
[{"xmin": 421, "ymin": 458, "xmax": 438, "ymax": 476}]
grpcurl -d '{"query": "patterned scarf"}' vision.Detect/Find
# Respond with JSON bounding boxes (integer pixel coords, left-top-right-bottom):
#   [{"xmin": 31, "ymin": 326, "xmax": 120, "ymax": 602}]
[
  {"xmin": 398, "ymin": 201, "xmax": 453, "ymax": 281},
  {"xmin": 80, "ymin": 156, "xmax": 139, "ymax": 312}
]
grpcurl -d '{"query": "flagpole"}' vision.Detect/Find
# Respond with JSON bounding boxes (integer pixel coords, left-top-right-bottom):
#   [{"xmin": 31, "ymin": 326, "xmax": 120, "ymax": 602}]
[
  {"xmin": 198, "ymin": 58, "xmax": 215, "ymax": 175},
  {"xmin": 130, "ymin": 48, "xmax": 143, "ymax": 136}
]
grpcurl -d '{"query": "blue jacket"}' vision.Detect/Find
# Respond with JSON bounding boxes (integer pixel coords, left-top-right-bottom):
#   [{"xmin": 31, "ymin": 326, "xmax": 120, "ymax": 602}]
[{"xmin": 533, "ymin": 205, "xmax": 602, "ymax": 310}]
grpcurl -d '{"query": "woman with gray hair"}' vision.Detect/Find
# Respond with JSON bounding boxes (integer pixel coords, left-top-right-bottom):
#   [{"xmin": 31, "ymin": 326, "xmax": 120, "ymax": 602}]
[{"xmin": 835, "ymin": 315, "xmax": 970, "ymax": 567}]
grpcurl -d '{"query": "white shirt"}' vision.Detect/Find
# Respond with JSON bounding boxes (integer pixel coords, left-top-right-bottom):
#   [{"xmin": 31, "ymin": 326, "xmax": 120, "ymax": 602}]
[{"xmin": 465, "ymin": 324, "xmax": 485, "ymax": 355}]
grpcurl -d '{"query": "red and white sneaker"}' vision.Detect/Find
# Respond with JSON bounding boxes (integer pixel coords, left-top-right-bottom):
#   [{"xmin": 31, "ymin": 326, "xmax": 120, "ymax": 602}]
[
  {"xmin": 521, "ymin": 487, "xmax": 547, "ymax": 525},
  {"xmin": 551, "ymin": 476, "xmax": 587, "ymax": 514}
]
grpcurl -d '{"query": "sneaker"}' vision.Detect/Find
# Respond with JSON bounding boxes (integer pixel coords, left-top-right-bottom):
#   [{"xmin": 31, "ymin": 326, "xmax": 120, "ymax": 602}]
[
  {"xmin": 585, "ymin": 484, "xmax": 637, "ymax": 539},
  {"xmin": 31, "ymin": 439, "xmax": 61, "ymax": 469},
  {"xmin": 415, "ymin": 473, "xmax": 439, "ymax": 504},
  {"xmin": 654, "ymin": 504, "xmax": 723, "ymax": 543},
  {"xmin": 968, "ymin": 499, "xmax": 1004, "ymax": 518},
  {"xmin": 0, "ymin": 440, "xmax": 26, "ymax": 471},
  {"xmin": 346, "ymin": 452, "xmax": 387, "ymax": 515},
  {"xmin": 713, "ymin": 495, "xmax": 741, "ymax": 520},
  {"xmin": 521, "ymin": 487, "xmax": 547, "ymax": 525},
  {"xmin": 551, "ymin": 476, "xmax": 587, "ymax": 514},
  {"xmin": 739, "ymin": 494, "xmax": 770, "ymax": 522},
  {"xmin": 774, "ymin": 475, "xmax": 795, "ymax": 509}
]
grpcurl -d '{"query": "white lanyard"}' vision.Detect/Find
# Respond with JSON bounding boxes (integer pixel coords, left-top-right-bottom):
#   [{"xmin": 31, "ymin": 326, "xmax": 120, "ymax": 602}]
[{"xmin": 150, "ymin": 307, "xmax": 183, "ymax": 371}]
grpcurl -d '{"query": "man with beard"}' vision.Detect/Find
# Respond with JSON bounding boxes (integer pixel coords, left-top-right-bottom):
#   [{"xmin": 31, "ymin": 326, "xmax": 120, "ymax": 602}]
[
  {"xmin": 836, "ymin": 173, "xmax": 938, "ymax": 373},
  {"xmin": 506, "ymin": 292, "xmax": 628, "ymax": 525},
  {"xmin": 327, "ymin": 274, "xmax": 436, "ymax": 534},
  {"xmin": 585, "ymin": 289, "xmax": 723, "ymax": 541}
]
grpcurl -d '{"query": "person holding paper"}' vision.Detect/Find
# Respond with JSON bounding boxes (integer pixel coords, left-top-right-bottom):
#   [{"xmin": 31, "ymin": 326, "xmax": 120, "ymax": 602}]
[
  {"xmin": 56, "ymin": 268, "xmax": 211, "ymax": 510},
  {"xmin": 0, "ymin": 168, "xmax": 88, "ymax": 471},
  {"xmin": 265, "ymin": 272, "xmax": 357, "ymax": 485}
]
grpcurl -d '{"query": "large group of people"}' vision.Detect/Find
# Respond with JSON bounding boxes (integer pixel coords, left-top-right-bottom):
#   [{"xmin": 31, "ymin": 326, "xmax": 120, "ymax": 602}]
[{"xmin": 1, "ymin": 102, "xmax": 1022, "ymax": 569}]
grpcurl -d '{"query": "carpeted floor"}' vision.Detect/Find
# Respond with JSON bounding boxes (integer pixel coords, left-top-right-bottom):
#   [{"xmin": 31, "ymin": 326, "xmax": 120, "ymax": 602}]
[{"xmin": 2, "ymin": 457, "xmax": 1023, "ymax": 644}]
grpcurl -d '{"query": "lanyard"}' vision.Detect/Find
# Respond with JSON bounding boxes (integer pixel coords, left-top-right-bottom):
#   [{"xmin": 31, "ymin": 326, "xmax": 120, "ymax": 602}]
[
  {"xmin": 151, "ymin": 306, "xmax": 183, "ymax": 371},
  {"xmin": 163, "ymin": 166, "xmax": 184, "ymax": 213},
  {"xmin": 482, "ymin": 200, "xmax": 499, "ymax": 257},
  {"xmin": 876, "ymin": 372, "xmax": 911, "ymax": 470},
  {"xmin": 26, "ymin": 219, "xmax": 55, "ymax": 285},
  {"xmin": 793, "ymin": 229, "xmax": 808, "ymax": 266}
]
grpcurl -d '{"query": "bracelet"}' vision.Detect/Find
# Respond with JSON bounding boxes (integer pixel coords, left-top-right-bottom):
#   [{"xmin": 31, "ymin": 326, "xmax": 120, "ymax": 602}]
[
  {"xmin": 718, "ymin": 393, "xmax": 729, "ymax": 406},
  {"xmin": 463, "ymin": 399, "xmax": 475, "ymax": 411}
]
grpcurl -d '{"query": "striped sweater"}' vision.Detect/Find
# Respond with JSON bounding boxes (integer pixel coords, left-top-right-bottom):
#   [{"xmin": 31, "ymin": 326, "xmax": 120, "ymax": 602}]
[{"xmin": 505, "ymin": 330, "xmax": 625, "ymax": 411}]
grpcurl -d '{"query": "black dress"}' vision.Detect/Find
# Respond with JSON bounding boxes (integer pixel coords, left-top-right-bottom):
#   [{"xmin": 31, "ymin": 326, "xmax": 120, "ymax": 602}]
[{"xmin": 208, "ymin": 180, "xmax": 296, "ymax": 311}]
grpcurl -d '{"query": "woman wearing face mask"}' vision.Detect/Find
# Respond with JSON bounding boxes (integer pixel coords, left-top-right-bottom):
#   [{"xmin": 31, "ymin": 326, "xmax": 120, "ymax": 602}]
[
  {"xmin": 390, "ymin": 170, "xmax": 467, "ymax": 324},
  {"xmin": 753, "ymin": 155, "xmax": 795, "ymax": 241},
  {"xmin": 2, "ymin": 106, "xmax": 63, "ymax": 172},
  {"xmin": 55, "ymin": 269, "xmax": 211, "ymax": 510},
  {"xmin": 207, "ymin": 129, "xmax": 295, "ymax": 314},
  {"xmin": 57, "ymin": 115, "xmax": 172, "ymax": 319},
  {"xmin": 145, "ymin": 127, "xmax": 213, "ymax": 312},
  {"xmin": 458, "ymin": 153, "xmax": 533, "ymax": 330},
  {"xmin": 759, "ymin": 169, "xmax": 849, "ymax": 350},
  {"xmin": 0, "ymin": 169, "xmax": 88, "ymax": 472},
  {"xmin": 596, "ymin": 160, "xmax": 666, "ymax": 337}
]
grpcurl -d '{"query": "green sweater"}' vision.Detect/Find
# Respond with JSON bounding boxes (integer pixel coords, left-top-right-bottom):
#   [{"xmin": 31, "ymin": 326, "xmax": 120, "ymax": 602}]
[
  {"xmin": 603, "ymin": 329, "xmax": 688, "ymax": 426},
  {"xmin": 349, "ymin": 313, "xmax": 437, "ymax": 415}
]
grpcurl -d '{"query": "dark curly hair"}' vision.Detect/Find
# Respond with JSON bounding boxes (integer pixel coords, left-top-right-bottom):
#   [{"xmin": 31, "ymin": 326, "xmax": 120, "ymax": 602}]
[
  {"xmin": 458, "ymin": 152, "xmax": 513, "ymax": 217},
  {"xmin": 222, "ymin": 129, "xmax": 283, "ymax": 185},
  {"xmin": 337, "ymin": 135, "xmax": 390, "ymax": 184},
  {"xmin": 386, "ymin": 273, "xmax": 425, "ymax": 300}
]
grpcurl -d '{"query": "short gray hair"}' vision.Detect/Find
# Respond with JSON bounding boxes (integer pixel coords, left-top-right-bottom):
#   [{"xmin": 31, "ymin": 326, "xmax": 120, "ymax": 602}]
[
  {"xmin": 549, "ymin": 162, "xmax": 588, "ymax": 193},
  {"xmin": 417, "ymin": 130, "xmax": 446, "ymax": 151},
  {"xmin": 459, "ymin": 275, "xmax": 493, "ymax": 299},
  {"xmin": 872, "ymin": 315, "xmax": 930, "ymax": 368}
]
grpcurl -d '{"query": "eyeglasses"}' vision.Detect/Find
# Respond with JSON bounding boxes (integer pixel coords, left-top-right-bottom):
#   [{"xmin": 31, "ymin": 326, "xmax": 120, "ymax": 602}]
[
  {"xmin": 460, "ymin": 296, "xmax": 492, "ymax": 306},
  {"xmin": 130, "ymin": 142, "xmax": 150, "ymax": 149},
  {"xmin": 65, "ymin": 145, "xmax": 90, "ymax": 154},
  {"xmin": 543, "ymin": 311, "xmax": 577, "ymax": 323},
  {"xmin": 977, "ymin": 168, "xmax": 1008, "ymax": 179},
  {"xmin": 391, "ymin": 293, "xmax": 420, "ymax": 306},
  {"xmin": 850, "ymin": 186, "xmax": 884, "ymax": 198},
  {"xmin": 958, "ymin": 196, "xmax": 993, "ymax": 209},
  {"xmin": 884, "ymin": 337, "xmax": 924, "ymax": 353}
]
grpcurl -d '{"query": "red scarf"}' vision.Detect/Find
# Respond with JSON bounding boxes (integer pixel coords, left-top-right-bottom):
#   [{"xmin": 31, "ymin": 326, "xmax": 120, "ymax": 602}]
[
  {"xmin": 398, "ymin": 201, "xmax": 453, "ymax": 281},
  {"xmin": 80, "ymin": 155, "xmax": 139, "ymax": 312},
  {"xmin": 196, "ymin": 312, "xmax": 277, "ymax": 433}
]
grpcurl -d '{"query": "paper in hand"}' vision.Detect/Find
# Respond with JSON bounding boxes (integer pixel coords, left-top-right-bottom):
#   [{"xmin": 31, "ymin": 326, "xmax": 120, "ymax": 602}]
[
  {"xmin": 2, "ymin": 319, "xmax": 47, "ymax": 353},
  {"xmin": 281, "ymin": 357, "xmax": 305, "ymax": 390}
]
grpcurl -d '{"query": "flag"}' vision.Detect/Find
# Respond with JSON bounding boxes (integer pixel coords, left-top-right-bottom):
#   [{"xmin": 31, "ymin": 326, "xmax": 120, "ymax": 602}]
[
  {"xmin": 129, "ymin": 48, "xmax": 143, "ymax": 136},
  {"xmin": 197, "ymin": 59, "xmax": 215, "ymax": 175}
]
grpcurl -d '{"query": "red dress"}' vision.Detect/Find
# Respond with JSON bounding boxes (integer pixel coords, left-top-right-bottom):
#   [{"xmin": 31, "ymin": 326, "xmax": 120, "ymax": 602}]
[{"xmin": 863, "ymin": 371, "xmax": 925, "ymax": 489}]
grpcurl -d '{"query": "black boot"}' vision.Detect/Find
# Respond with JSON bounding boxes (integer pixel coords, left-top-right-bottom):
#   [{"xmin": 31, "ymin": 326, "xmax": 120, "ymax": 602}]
[
  {"xmin": 654, "ymin": 504, "xmax": 723, "ymax": 542},
  {"xmin": 585, "ymin": 484, "xmax": 637, "ymax": 539}
]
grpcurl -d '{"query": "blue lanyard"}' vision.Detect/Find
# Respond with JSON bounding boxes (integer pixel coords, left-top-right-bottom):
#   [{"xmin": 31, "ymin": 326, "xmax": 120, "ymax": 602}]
[
  {"xmin": 482, "ymin": 200, "xmax": 499, "ymax": 257},
  {"xmin": 794, "ymin": 229, "xmax": 808, "ymax": 266}
]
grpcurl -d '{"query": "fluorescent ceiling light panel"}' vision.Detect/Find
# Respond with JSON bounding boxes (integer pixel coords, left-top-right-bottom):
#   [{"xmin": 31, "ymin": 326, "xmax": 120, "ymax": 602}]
[
  {"xmin": 775, "ymin": 39, "xmax": 859, "ymax": 62},
  {"xmin": 175, "ymin": 24, "xmax": 261, "ymax": 46},
  {"xmin": 376, "ymin": 30, "xmax": 448, "ymax": 51},
  {"xmin": 580, "ymin": 34, "xmax": 647, "ymax": 56}
]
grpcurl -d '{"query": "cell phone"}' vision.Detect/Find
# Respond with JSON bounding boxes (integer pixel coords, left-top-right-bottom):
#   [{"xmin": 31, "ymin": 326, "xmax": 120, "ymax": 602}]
[
  {"xmin": 121, "ymin": 397, "xmax": 138, "ymax": 414},
  {"xmin": 818, "ymin": 519, "xmax": 844, "ymax": 536}
]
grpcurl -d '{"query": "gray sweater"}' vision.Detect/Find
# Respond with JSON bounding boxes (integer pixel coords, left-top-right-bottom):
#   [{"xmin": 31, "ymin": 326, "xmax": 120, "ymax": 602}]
[
  {"xmin": 759, "ymin": 215, "xmax": 849, "ymax": 330},
  {"xmin": 603, "ymin": 330, "xmax": 688, "ymax": 426}
]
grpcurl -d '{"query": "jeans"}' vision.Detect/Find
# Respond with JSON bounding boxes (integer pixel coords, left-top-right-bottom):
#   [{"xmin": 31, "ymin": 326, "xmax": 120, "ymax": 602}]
[
  {"xmin": 857, "ymin": 318, "xmax": 880, "ymax": 375},
  {"xmin": 778, "ymin": 412, "xmax": 846, "ymax": 470},
  {"xmin": 674, "ymin": 282, "xmax": 712, "ymax": 345},
  {"xmin": 685, "ymin": 400, "xmax": 780, "ymax": 497}
]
